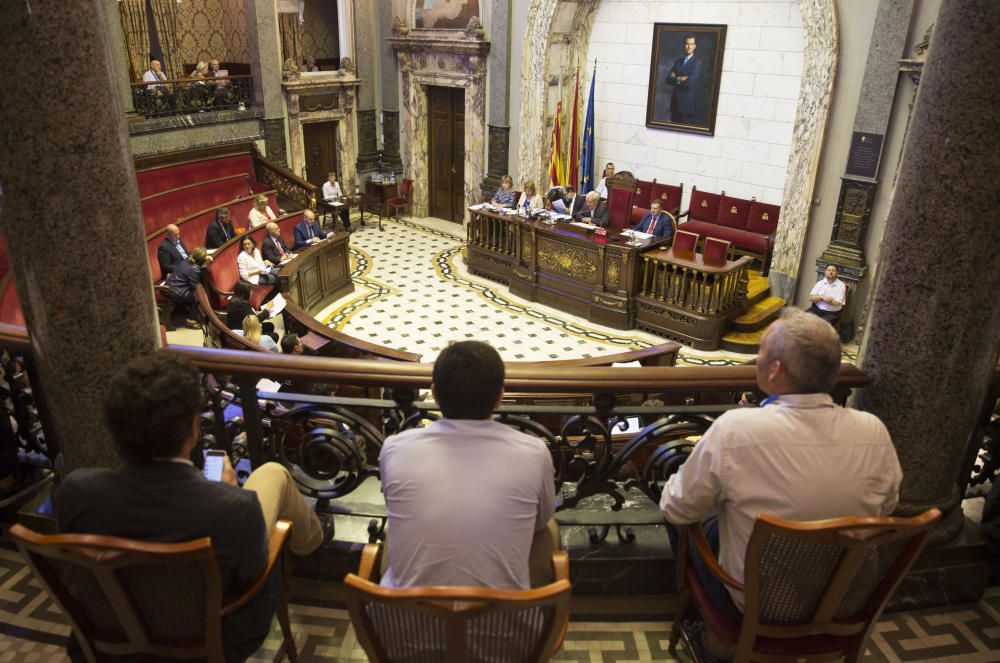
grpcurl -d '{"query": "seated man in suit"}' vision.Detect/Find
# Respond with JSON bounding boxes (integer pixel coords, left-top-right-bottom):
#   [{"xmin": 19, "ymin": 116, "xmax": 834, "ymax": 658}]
[
  {"xmin": 205, "ymin": 207, "xmax": 237, "ymax": 249},
  {"xmin": 261, "ymin": 222, "xmax": 293, "ymax": 266},
  {"xmin": 573, "ymin": 191, "xmax": 610, "ymax": 228},
  {"xmin": 293, "ymin": 209, "xmax": 328, "ymax": 250},
  {"xmin": 562, "ymin": 185, "xmax": 586, "ymax": 216},
  {"xmin": 157, "ymin": 224, "xmax": 189, "ymax": 278},
  {"xmin": 633, "ymin": 199, "xmax": 674, "ymax": 241},
  {"xmin": 380, "ymin": 341, "xmax": 557, "ymax": 590},
  {"xmin": 54, "ymin": 353, "xmax": 331, "ymax": 661}
]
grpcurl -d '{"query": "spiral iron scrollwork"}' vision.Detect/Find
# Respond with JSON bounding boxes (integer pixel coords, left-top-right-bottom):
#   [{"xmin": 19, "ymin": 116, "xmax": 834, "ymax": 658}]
[{"xmin": 496, "ymin": 413, "xmax": 565, "ymax": 488}]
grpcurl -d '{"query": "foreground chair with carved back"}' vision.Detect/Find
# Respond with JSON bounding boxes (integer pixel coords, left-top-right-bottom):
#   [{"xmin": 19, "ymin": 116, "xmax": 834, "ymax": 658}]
[
  {"xmin": 669, "ymin": 509, "xmax": 941, "ymax": 663},
  {"xmin": 9, "ymin": 520, "xmax": 299, "ymax": 663},
  {"xmin": 344, "ymin": 542, "xmax": 572, "ymax": 662}
]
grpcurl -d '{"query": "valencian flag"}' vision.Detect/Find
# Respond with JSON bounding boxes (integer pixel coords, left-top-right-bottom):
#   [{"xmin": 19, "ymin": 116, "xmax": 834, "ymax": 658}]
[
  {"xmin": 567, "ymin": 69, "xmax": 581, "ymax": 191},
  {"xmin": 548, "ymin": 101, "xmax": 566, "ymax": 187},
  {"xmin": 579, "ymin": 67, "xmax": 596, "ymax": 194}
]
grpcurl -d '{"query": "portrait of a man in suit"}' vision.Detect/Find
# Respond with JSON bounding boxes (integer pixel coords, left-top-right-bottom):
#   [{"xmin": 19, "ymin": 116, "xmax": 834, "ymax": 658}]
[{"xmin": 646, "ymin": 24, "xmax": 726, "ymax": 136}]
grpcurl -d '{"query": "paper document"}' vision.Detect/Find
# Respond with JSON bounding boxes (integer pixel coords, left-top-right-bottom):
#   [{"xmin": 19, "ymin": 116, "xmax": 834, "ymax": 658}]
[
  {"xmin": 551, "ymin": 199, "xmax": 567, "ymax": 213},
  {"xmin": 267, "ymin": 293, "xmax": 287, "ymax": 316},
  {"xmin": 612, "ymin": 361, "xmax": 643, "ymax": 368},
  {"xmin": 469, "ymin": 203, "xmax": 485, "ymax": 211},
  {"xmin": 256, "ymin": 378, "xmax": 283, "ymax": 392}
]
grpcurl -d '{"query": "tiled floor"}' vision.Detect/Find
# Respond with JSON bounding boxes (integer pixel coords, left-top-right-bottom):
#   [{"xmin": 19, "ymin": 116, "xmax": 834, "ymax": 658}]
[{"xmin": 0, "ymin": 541, "xmax": 997, "ymax": 661}]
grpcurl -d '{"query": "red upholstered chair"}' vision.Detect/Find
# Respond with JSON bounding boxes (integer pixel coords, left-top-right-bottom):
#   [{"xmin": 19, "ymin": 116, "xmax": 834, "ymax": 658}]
[
  {"xmin": 747, "ymin": 200, "xmax": 780, "ymax": 237},
  {"xmin": 673, "ymin": 229, "xmax": 699, "ymax": 256},
  {"xmin": 387, "ymin": 178, "xmax": 413, "ymax": 221},
  {"xmin": 634, "ymin": 179, "xmax": 654, "ymax": 209},
  {"xmin": 715, "ymin": 195, "xmax": 752, "ymax": 230},
  {"xmin": 702, "ymin": 237, "xmax": 731, "ymax": 266},
  {"xmin": 630, "ymin": 206, "xmax": 650, "ymax": 227},
  {"xmin": 650, "ymin": 181, "xmax": 684, "ymax": 217},
  {"xmin": 605, "ymin": 171, "xmax": 637, "ymax": 231},
  {"xmin": 670, "ymin": 509, "xmax": 940, "ymax": 663},
  {"xmin": 9, "ymin": 521, "xmax": 298, "ymax": 663},
  {"xmin": 683, "ymin": 187, "xmax": 723, "ymax": 224}
]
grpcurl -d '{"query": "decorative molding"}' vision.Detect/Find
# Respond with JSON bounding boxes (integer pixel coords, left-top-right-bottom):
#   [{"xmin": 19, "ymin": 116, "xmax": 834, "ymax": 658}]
[
  {"xmin": 263, "ymin": 118, "xmax": 288, "ymax": 166},
  {"xmin": 282, "ymin": 73, "xmax": 361, "ymax": 185}
]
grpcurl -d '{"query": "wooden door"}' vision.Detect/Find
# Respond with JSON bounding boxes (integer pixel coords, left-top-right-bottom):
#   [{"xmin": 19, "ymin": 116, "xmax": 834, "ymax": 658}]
[
  {"xmin": 427, "ymin": 86, "xmax": 465, "ymax": 223},
  {"xmin": 303, "ymin": 121, "xmax": 338, "ymax": 187}
]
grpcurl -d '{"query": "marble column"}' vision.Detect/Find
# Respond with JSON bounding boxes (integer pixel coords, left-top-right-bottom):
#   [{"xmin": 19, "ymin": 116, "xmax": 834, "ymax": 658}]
[
  {"xmin": 0, "ymin": 0, "xmax": 160, "ymax": 471},
  {"xmin": 852, "ymin": 0, "xmax": 1000, "ymax": 540},
  {"xmin": 247, "ymin": 0, "xmax": 287, "ymax": 164},
  {"xmin": 105, "ymin": 0, "xmax": 135, "ymax": 113},
  {"xmin": 353, "ymin": 0, "xmax": 380, "ymax": 174},
  {"xmin": 482, "ymin": 0, "xmax": 512, "ymax": 197}
]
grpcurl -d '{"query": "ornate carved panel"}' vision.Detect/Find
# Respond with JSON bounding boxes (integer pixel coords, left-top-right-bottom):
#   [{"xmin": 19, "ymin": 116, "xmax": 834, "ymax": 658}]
[
  {"xmin": 536, "ymin": 242, "xmax": 598, "ymax": 282},
  {"xmin": 263, "ymin": 118, "xmax": 288, "ymax": 166}
]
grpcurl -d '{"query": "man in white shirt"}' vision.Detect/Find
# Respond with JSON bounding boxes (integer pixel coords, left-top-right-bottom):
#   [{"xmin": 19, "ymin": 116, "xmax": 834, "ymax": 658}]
[
  {"xmin": 807, "ymin": 264, "xmax": 847, "ymax": 324},
  {"xmin": 379, "ymin": 341, "xmax": 556, "ymax": 590},
  {"xmin": 321, "ymin": 171, "xmax": 356, "ymax": 231},
  {"xmin": 660, "ymin": 308, "xmax": 902, "ymax": 625},
  {"xmin": 141, "ymin": 59, "xmax": 175, "ymax": 109}
]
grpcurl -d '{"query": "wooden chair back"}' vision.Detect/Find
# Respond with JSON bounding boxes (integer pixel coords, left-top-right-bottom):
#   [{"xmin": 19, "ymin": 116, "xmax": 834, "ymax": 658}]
[
  {"xmin": 344, "ymin": 545, "xmax": 572, "ymax": 663},
  {"xmin": 673, "ymin": 229, "xmax": 699, "ymax": 256},
  {"xmin": 702, "ymin": 237, "xmax": 731, "ymax": 266},
  {"xmin": 650, "ymin": 181, "xmax": 683, "ymax": 216},
  {"xmin": 9, "ymin": 523, "xmax": 228, "ymax": 662},
  {"xmin": 605, "ymin": 171, "xmax": 637, "ymax": 231},
  {"xmin": 686, "ymin": 186, "xmax": 723, "ymax": 223}
]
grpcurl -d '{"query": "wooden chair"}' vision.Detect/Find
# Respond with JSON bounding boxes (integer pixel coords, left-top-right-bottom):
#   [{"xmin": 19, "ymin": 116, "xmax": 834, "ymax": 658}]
[
  {"xmin": 9, "ymin": 520, "xmax": 298, "ymax": 663},
  {"xmin": 386, "ymin": 178, "xmax": 413, "ymax": 223},
  {"xmin": 673, "ymin": 229, "xmax": 699, "ymax": 257},
  {"xmin": 670, "ymin": 509, "xmax": 941, "ymax": 663},
  {"xmin": 344, "ymin": 543, "xmax": 572, "ymax": 663},
  {"xmin": 605, "ymin": 171, "xmax": 637, "ymax": 231},
  {"xmin": 702, "ymin": 237, "xmax": 732, "ymax": 266}
]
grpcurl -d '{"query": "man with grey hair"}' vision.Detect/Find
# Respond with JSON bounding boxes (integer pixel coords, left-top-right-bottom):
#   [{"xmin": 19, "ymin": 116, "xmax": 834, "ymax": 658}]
[
  {"xmin": 573, "ymin": 190, "xmax": 610, "ymax": 227},
  {"xmin": 660, "ymin": 308, "xmax": 902, "ymax": 629}
]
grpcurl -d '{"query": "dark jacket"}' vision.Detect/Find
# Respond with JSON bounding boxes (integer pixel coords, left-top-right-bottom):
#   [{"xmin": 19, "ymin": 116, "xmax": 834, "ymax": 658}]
[
  {"xmin": 55, "ymin": 462, "xmax": 278, "ymax": 660},
  {"xmin": 157, "ymin": 237, "xmax": 189, "ymax": 278},
  {"xmin": 293, "ymin": 220, "xmax": 327, "ymax": 250},
  {"xmin": 635, "ymin": 212, "xmax": 674, "ymax": 239},
  {"xmin": 226, "ymin": 297, "xmax": 268, "ymax": 331},
  {"xmin": 205, "ymin": 219, "xmax": 237, "ymax": 249},
  {"xmin": 574, "ymin": 202, "xmax": 610, "ymax": 228},
  {"xmin": 165, "ymin": 260, "xmax": 203, "ymax": 300},
  {"xmin": 260, "ymin": 234, "xmax": 291, "ymax": 265}
]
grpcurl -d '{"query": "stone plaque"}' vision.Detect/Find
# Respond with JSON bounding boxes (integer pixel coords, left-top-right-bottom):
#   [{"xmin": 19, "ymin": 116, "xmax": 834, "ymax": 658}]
[{"xmin": 845, "ymin": 132, "xmax": 884, "ymax": 179}]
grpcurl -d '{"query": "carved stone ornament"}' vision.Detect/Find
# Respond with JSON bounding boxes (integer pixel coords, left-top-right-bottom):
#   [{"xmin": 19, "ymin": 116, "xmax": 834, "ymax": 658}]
[
  {"xmin": 282, "ymin": 57, "xmax": 301, "ymax": 81},
  {"xmin": 465, "ymin": 16, "xmax": 485, "ymax": 39},
  {"xmin": 392, "ymin": 16, "xmax": 410, "ymax": 36},
  {"xmin": 338, "ymin": 57, "xmax": 355, "ymax": 74}
]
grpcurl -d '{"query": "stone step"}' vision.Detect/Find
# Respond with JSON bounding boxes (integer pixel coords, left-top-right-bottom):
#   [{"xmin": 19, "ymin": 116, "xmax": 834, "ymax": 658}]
[
  {"xmin": 732, "ymin": 295, "xmax": 785, "ymax": 332},
  {"xmin": 720, "ymin": 328, "xmax": 767, "ymax": 354},
  {"xmin": 746, "ymin": 271, "xmax": 770, "ymax": 305}
]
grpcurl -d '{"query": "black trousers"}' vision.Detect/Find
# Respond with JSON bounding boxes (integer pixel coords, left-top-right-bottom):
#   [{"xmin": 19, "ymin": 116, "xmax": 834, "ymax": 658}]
[{"xmin": 806, "ymin": 303, "xmax": 839, "ymax": 325}]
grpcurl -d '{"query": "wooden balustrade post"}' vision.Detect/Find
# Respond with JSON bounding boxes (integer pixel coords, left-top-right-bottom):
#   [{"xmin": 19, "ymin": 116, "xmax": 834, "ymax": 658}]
[{"xmin": 0, "ymin": 0, "xmax": 160, "ymax": 472}]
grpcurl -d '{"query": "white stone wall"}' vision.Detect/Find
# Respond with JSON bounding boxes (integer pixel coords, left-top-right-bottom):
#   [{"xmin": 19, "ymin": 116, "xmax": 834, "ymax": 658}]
[{"xmin": 585, "ymin": 0, "xmax": 804, "ymax": 208}]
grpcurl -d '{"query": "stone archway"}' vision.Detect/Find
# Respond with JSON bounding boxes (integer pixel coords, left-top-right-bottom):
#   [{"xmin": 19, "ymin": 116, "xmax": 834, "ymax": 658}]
[{"xmin": 517, "ymin": 0, "xmax": 839, "ymax": 299}]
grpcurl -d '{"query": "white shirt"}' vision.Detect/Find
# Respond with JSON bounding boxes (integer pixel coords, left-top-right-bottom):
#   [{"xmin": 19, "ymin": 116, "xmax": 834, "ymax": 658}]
[
  {"xmin": 322, "ymin": 180, "xmax": 342, "ymax": 201},
  {"xmin": 237, "ymin": 249, "xmax": 268, "ymax": 284},
  {"xmin": 596, "ymin": 177, "xmax": 609, "ymax": 198},
  {"xmin": 379, "ymin": 419, "xmax": 556, "ymax": 590},
  {"xmin": 809, "ymin": 277, "xmax": 847, "ymax": 312},
  {"xmin": 248, "ymin": 205, "xmax": 276, "ymax": 229},
  {"xmin": 142, "ymin": 69, "xmax": 166, "ymax": 87},
  {"xmin": 516, "ymin": 192, "xmax": 544, "ymax": 211},
  {"xmin": 659, "ymin": 394, "xmax": 902, "ymax": 610}
]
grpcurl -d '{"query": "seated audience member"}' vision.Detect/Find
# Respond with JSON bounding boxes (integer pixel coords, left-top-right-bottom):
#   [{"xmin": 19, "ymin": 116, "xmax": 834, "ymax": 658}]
[
  {"xmin": 516, "ymin": 181, "xmax": 544, "ymax": 214},
  {"xmin": 596, "ymin": 162, "xmax": 615, "ymax": 199},
  {"xmin": 659, "ymin": 308, "xmax": 902, "ymax": 629},
  {"xmin": 141, "ymin": 58, "xmax": 174, "ymax": 109},
  {"xmin": 562, "ymin": 185, "xmax": 585, "ymax": 216},
  {"xmin": 280, "ymin": 333, "xmax": 304, "ymax": 355},
  {"xmin": 807, "ymin": 264, "xmax": 847, "ymax": 324},
  {"xmin": 248, "ymin": 195, "xmax": 277, "ymax": 229},
  {"xmin": 54, "ymin": 353, "xmax": 329, "ymax": 662},
  {"xmin": 237, "ymin": 236, "xmax": 278, "ymax": 285},
  {"xmin": 379, "ymin": 341, "xmax": 556, "ymax": 590},
  {"xmin": 261, "ymin": 222, "xmax": 292, "ymax": 266},
  {"xmin": 634, "ymin": 199, "xmax": 674, "ymax": 240},
  {"xmin": 243, "ymin": 315, "xmax": 278, "ymax": 353},
  {"xmin": 490, "ymin": 174, "xmax": 516, "ymax": 208},
  {"xmin": 157, "ymin": 224, "xmax": 190, "ymax": 278},
  {"xmin": 165, "ymin": 246, "xmax": 213, "ymax": 329},
  {"xmin": 321, "ymin": 172, "xmax": 354, "ymax": 232},
  {"xmin": 574, "ymin": 191, "xmax": 609, "ymax": 227},
  {"xmin": 227, "ymin": 281, "xmax": 277, "ymax": 342},
  {"xmin": 303, "ymin": 56, "xmax": 320, "ymax": 72},
  {"xmin": 293, "ymin": 209, "xmax": 327, "ymax": 250},
  {"xmin": 190, "ymin": 61, "xmax": 208, "ymax": 80},
  {"xmin": 205, "ymin": 207, "xmax": 237, "ymax": 249},
  {"xmin": 207, "ymin": 58, "xmax": 223, "ymax": 78}
]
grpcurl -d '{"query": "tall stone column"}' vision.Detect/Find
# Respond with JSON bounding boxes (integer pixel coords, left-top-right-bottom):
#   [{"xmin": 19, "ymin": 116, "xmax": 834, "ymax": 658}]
[
  {"xmin": 247, "ymin": 0, "xmax": 287, "ymax": 164},
  {"xmin": 853, "ymin": 0, "xmax": 1000, "ymax": 539},
  {"xmin": 354, "ymin": 0, "xmax": 380, "ymax": 176},
  {"xmin": 0, "ymin": 0, "xmax": 160, "ymax": 471},
  {"xmin": 482, "ymin": 0, "xmax": 512, "ymax": 199}
]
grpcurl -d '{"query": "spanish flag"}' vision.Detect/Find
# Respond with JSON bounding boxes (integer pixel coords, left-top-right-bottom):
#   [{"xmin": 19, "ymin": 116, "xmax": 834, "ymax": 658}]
[
  {"xmin": 567, "ymin": 69, "xmax": 581, "ymax": 191},
  {"xmin": 548, "ymin": 101, "xmax": 565, "ymax": 188}
]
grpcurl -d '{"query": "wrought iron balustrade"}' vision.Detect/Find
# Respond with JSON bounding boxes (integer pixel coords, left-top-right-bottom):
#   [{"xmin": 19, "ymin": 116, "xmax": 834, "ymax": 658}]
[{"xmin": 130, "ymin": 75, "xmax": 254, "ymax": 118}]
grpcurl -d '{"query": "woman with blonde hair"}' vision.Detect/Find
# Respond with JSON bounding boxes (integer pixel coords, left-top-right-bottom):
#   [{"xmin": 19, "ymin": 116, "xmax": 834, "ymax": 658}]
[
  {"xmin": 248, "ymin": 194, "xmax": 277, "ymax": 229},
  {"xmin": 491, "ymin": 174, "xmax": 516, "ymax": 208},
  {"xmin": 516, "ymin": 180, "xmax": 544, "ymax": 213},
  {"xmin": 242, "ymin": 315, "xmax": 278, "ymax": 352}
]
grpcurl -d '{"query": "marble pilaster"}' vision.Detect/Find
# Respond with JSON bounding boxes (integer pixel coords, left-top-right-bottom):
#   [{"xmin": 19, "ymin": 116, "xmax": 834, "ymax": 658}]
[
  {"xmin": 482, "ymin": 0, "xmax": 512, "ymax": 192},
  {"xmin": 0, "ymin": 0, "xmax": 159, "ymax": 471},
  {"xmin": 353, "ymin": 0, "xmax": 379, "ymax": 174},
  {"xmin": 853, "ymin": 0, "xmax": 1000, "ymax": 539},
  {"xmin": 516, "ymin": 1, "xmax": 560, "ymax": 187},
  {"xmin": 105, "ymin": 0, "xmax": 134, "ymax": 113},
  {"xmin": 390, "ymin": 30, "xmax": 490, "ymax": 221},
  {"xmin": 247, "ymin": 0, "xmax": 287, "ymax": 163}
]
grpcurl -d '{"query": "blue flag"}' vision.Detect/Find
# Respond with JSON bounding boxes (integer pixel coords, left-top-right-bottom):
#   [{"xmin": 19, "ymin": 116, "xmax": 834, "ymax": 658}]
[{"xmin": 579, "ymin": 69, "xmax": 596, "ymax": 194}]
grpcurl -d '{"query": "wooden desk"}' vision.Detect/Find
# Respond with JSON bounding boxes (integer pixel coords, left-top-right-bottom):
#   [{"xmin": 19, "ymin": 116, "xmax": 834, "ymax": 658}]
[
  {"xmin": 466, "ymin": 206, "xmax": 751, "ymax": 348},
  {"xmin": 278, "ymin": 232, "xmax": 353, "ymax": 315},
  {"xmin": 364, "ymin": 180, "xmax": 398, "ymax": 231}
]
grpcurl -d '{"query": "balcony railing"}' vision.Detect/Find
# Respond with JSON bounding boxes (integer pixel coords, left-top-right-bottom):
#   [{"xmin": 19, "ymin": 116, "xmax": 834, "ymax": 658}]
[{"xmin": 130, "ymin": 75, "xmax": 254, "ymax": 118}]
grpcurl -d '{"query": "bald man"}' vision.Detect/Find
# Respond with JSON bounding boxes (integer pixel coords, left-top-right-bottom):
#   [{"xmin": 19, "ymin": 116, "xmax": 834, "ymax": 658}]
[
  {"xmin": 156, "ymin": 224, "xmax": 189, "ymax": 279},
  {"xmin": 260, "ymin": 221, "xmax": 293, "ymax": 266}
]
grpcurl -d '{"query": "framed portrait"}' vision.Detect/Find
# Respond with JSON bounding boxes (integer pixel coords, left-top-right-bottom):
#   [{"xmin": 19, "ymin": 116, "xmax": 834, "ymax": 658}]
[
  {"xmin": 645, "ymin": 23, "xmax": 727, "ymax": 136},
  {"xmin": 415, "ymin": 0, "xmax": 480, "ymax": 30}
]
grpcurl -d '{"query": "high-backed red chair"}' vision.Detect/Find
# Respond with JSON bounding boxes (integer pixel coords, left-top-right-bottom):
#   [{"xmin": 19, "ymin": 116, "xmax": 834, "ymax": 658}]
[
  {"xmin": 650, "ymin": 181, "xmax": 684, "ymax": 217},
  {"xmin": 634, "ymin": 179, "xmax": 654, "ymax": 209},
  {"xmin": 702, "ymin": 237, "xmax": 731, "ymax": 266},
  {"xmin": 673, "ymin": 229, "xmax": 699, "ymax": 256},
  {"xmin": 386, "ymin": 178, "xmax": 413, "ymax": 224},
  {"xmin": 670, "ymin": 509, "xmax": 941, "ymax": 663},
  {"xmin": 715, "ymin": 195, "xmax": 752, "ymax": 231},
  {"xmin": 630, "ymin": 206, "xmax": 650, "ymax": 227},
  {"xmin": 605, "ymin": 171, "xmax": 637, "ymax": 231},
  {"xmin": 682, "ymin": 187, "xmax": 724, "ymax": 224}
]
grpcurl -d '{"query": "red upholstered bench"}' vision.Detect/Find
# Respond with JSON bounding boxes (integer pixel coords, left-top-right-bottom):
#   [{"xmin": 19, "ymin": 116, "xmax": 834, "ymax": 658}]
[
  {"xmin": 679, "ymin": 187, "xmax": 779, "ymax": 272},
  {"xmin": 141, "ymin": 174, "xmax": 253, "ymax": 235},
  {"xmin": 0, "ymin": 276, "xmax": 25, "ymax": 326},
  {"xmin": 136, "ymin": 154, "xmax": 255, "ymax": 198},
  {"xmin": 650, "ymin": 181, "xmax": 684, "ymax": 217}
]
